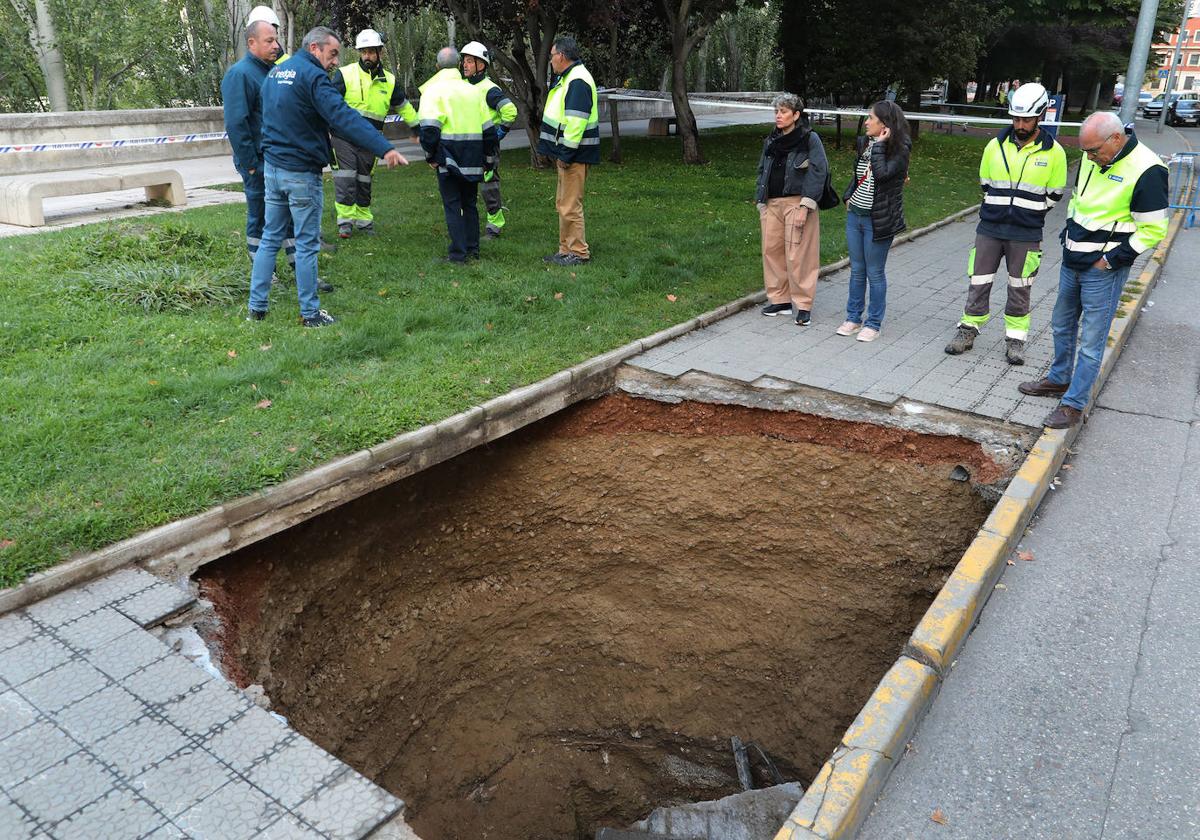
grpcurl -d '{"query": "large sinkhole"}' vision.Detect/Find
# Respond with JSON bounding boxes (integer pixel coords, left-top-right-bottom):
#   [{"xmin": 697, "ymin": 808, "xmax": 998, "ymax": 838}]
[{"xmin": 194, "ymin": 394, "xmax": 1012, "ymax": 840}]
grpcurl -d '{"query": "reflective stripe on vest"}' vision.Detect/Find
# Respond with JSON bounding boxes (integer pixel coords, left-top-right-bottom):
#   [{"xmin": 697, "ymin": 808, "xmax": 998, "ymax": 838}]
[
  {"xmin": 339, "ymin": 63, "xmax": 395, "ymax": 121},
  {"xmin": 541, "ymin": 63, "xmax": 598, "ymax": 148},
  {"xmin": 1065, "ymin": 141, "xmax": 1164, "ymax": 256}
]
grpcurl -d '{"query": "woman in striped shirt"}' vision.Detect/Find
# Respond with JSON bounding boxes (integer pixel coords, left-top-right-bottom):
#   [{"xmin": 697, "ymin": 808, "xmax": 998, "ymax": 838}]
[{"xmin": 837, "ymin": 101, "xmax": 911, "ymax": 342}]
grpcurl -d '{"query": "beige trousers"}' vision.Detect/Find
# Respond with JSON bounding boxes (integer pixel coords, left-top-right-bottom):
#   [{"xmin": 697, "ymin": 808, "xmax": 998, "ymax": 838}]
[
  {"xmin": 555, "ymin": 161, "xmax": 589, "ymax": 258},
  {"xmin": 759, "ymin": 196, "xmax": 820, "ymax": 309}
]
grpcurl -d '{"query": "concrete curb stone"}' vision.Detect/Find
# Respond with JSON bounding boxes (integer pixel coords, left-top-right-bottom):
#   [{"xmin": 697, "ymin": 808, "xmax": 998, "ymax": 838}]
[{"xmin": 772, "ymin": 209, "xmax": 1185, "ymax": 840}]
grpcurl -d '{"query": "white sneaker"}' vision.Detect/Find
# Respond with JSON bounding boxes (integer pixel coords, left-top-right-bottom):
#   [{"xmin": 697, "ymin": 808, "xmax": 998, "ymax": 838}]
[
  {"xmin": 836, "ymin": 321, "xmax": 861, "ymax": 336},
  {"xmin": 856, "ymin": 327, "xmax": 880, "ymax": 342}
]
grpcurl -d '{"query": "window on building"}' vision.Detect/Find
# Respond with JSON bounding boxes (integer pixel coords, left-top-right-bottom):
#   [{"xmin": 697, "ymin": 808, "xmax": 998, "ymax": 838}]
[
  {"xmin": 1186, "ymin": 76, "xmax": 1196, "ymax": 90},
  {"xmin": 1190, "ymin": 53, "xmax": 1200, "ymax": 66}
]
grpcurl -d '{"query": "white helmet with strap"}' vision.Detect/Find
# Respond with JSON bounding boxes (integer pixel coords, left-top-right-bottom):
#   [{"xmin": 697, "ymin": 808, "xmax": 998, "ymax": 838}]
[
  {"xmin": 461, "ymin": 41, "xmax": 490, "ymax": 64},
  {"xmin": 355, "ymin": 29, "xmax": 385, "ymax": 49},
  {"xmin": 246, "ymin": 5, "xmax": 280, "ymax": 28},
  {"xmin": 1008, "ymin": 82, "xmax": 1050, "ymax": 118}
]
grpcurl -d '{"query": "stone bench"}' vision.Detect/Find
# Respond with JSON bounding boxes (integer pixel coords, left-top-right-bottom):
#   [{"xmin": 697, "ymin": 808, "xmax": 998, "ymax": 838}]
[{"xmin": 0, "ymin": 167, "xmax": 186, "ymax": 227}]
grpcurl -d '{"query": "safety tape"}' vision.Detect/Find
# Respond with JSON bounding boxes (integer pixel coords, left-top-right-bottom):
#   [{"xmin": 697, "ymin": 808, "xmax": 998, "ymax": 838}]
[{"xmin": 1, "ymin": 116, "xmax": 411, "ymax": 154}]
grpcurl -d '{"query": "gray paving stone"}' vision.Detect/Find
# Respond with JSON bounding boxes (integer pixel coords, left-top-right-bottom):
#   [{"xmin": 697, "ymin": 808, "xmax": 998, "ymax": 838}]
[
  {"xmin": 247, "ymin": 736, "xmax": 346, "ymax": 809},
  {"xmin": 0, "ymin": 691, "xmax": 39, "ymax": 741},
  {"xmin": 54, "ymin": 787, "xmax": 163, "ymax": 840},
  {"xmin": 0, "ymin": 636, "xmax": 72, "ymax": 686},
  {"xmin": 0, "ymin": 721, "xmax": 78, "ymax": 790},
  {"xmin": 142, "ymin": 824, "xmax": 189, "ymax": 839},
  {"xmin": 0, "ymin": 792, "xmax": 38, "ymax": 839},
  {"xmin": 131, "ymin": 745, "xmax": 233, "ymax": 819},
  {"xmin": 54, "ymin": 685, "xmax": 146, "ymax": 743},
  {"xmin": 23, "ymin": 588, "xmax": 104, "ymax": 628},
  {"xmin": 257, "ymin": 813, "xmax": 328, "ymax": 839},
  {"xmin": 113, "ymin": 584, "xmax": 195, "ymax": 628},
  {"xmin": 93, "ymin": 717, "xmax": 192, "ymax": 780},
  {"xmin": 17, "ymin": 659, "xmax": 110, "ymax": 714},
  {"xmin": 176, "ymin": 780, "xmax": 283, "ymax": 840},
  {"xmin": 296, "ymin": 769, "xmax": 403, "ymax": 840},
  {"xmin": 83, "ymin": 628, "xmax": 171, "ymax": 680},
  {"xmin": 0, "ymin": 612, "xmax": 37, "ymax": 652},
  {"xmin": 203, "ymin": 707, "xmax": 292, "ymax": 772},
  {"xmin": 82, "ymin": 567, "xmax": 160, "ymax": 606},
  {"xmin": 8, "ymin": 751, "xmax": 116, "ymax": 824},
  {"xmin": 54, "ymin": 608, "xmax": 142, "ymax": 653},
  {"xmin": 160, "ymin": 679, "xmax": 252, "ymax": 738},
  {"xmin": 123, "ymin": 654, "xmax": 210, "ymax": 705}
]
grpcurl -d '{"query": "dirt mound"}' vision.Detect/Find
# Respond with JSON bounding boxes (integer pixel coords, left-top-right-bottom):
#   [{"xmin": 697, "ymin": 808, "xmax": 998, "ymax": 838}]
[{"xmin": 197, "ymin": 396, "xmax": 1000, "ymax": 840}]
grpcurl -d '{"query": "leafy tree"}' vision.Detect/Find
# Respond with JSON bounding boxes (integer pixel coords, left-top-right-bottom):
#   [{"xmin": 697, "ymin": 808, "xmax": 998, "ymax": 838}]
[{"xmin": 0, "ymin": 1, "xmax": 47, "ymax": 110}]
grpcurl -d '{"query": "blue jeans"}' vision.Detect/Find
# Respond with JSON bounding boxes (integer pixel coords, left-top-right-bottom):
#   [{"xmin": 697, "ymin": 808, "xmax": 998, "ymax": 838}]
[
  {"xmin": 238, "ymin": 163, "xmax": 296, "ymax": 266},
  {"xmin": 845, "ymin": 210, "xmax": 893, "ymax": 330},
  {"xmin": 250, "ymin": 164, "xmax": 323, "ymax": 319},
  {"xmin": 437, "ymin": 170, "xmax": 479, "ymax": 262},
  {"xmin": 1046, "ymin": 262, "xmax": 1130, "ymax": 410}
]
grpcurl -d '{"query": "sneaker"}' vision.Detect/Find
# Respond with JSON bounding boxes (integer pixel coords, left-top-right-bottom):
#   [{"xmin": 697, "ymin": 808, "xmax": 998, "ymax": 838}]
[
  {"xmin": 945, "ymin": 324, "xmax": 978, "ymax": 355},
  {"xmin": 761, "ymin": 302, "xmax": 792, "ymax": 317},
  {"xmin": 320, "ymin": 236, "xmax": 337, "ymax": 253},
  {"xmin": 485, "ymin": 224, "xmax": 502, "ymax": 239},
  {"xmin": 542, "ymin": 252, "xmax": 563, "ymax": 263},
  {"xmin": 317, "ymin": 278, "xmax": 334, "ymax": 293},
  {"xmin": 246, "ymin": 309, "xmax": 267, "ymax": 321},
  {"xmin": 856, "ymin": 327, "xmax": 880, "ymax": 342},
  {"xmin": 794, "ymin": 309, "xmax": 811, "ymax": 326},
  {"xmin": 1043, "ymin": 403, "xmax": 1083, "ymax": 429},
  {"xmin": 550, "ymin": 253, "xmax": 589, "ymax": 266},
  {"xmin": 835, "ymin": 320, "xmax": 861, "ymax": 336},
  {"xmin": 337, "ymin": 224, "xmax": 352, "ymax": 239},
  {"xmin": 1005, "ymin": 337, "xmax": 1026, "ymax": 366},
  {"xmin": 301, "ymin": 309, "xmax": 336, "ymax": 328},
  {"xmin": 1018, "ymin": 377, "xmax": 1069, "ymax": 397}
]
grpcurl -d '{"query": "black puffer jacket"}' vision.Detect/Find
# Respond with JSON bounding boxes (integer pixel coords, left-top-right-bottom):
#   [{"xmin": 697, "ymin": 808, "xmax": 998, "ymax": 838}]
[{"xmin": 842, "ymin": 135, "xmax": 911, "ymax": 241}]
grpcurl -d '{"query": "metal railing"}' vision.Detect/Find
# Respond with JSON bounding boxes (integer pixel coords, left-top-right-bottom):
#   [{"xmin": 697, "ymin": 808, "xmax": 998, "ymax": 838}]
[{"xmin": 1168, "ymin": 152, "xmax": 1199, "ymax": 229}]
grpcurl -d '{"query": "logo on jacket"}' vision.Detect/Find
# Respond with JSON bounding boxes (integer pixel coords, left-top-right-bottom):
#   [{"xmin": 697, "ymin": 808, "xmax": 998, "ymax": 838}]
[
  {"xmin": 1034, "ymin": 160, "xmax": 1048, "ymax": 166},
  {"xmin": 1107, "ymin": 174, "xmax": 1124, "ymax": 182}
]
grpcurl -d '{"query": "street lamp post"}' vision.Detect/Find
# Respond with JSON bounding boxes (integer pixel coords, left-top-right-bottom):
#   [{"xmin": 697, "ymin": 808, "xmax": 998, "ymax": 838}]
[{"xmin": 1120, "ymin": 0, "xmax": 1161, "ymax": 126}]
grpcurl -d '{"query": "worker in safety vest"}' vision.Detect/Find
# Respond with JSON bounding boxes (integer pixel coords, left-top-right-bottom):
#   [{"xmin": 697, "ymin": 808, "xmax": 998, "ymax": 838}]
[
  {"xmin": 1018, "ymin": 111, "xmax": 1168, "ymax": 428},
  {"xmin": 537, "ymin": 35, "xmax": 599, "ymax": 266},
  {"xmin": 419, "ymin": 46, "xmax": 497, "ymax": 263},
  {"xmin": 330, "ymin": 29, "xmax": 418, "ymax": 238},
  {"xmin": 460, "ymin": 41, "xmax": 517, "ymax": 238},
  {"xmin": 945, "ymin": 82, "xmax": 1067, "ymax": 365}
]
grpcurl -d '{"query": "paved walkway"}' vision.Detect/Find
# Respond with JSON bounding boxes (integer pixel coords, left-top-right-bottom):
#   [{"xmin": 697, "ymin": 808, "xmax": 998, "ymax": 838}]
[
  {"xmin": 857, "ymin": 221, "xmax": 1200, "ymax": 840},
  {"xmin": 0, "ymin": 568, "xmax": 406, "ymax": 839}
]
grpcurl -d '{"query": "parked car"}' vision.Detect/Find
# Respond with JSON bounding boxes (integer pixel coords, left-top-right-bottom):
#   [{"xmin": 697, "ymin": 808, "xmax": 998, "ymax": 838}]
[
  {"xmin": 1143, "ymin": 92, "xmax": 1197, "ymax": 120},
  {"xmin": 1136, "ymin": 91, "xmax": 1154, "ymax": 112},
  {"xmin": 1168, "ymin": 98, "xmax": 1200, "ymax": 127}
]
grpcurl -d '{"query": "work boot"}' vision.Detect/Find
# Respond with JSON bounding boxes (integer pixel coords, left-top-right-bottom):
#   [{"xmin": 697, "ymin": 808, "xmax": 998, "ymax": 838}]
[
  {"xmin": 317, "ymin": 278, "xmax": 334, "ymax": 293},
  {"xmin": 1043, "ymin": 403, "xmax": 1083, "ymax": 429},
  {"xmin": 485, "ymin": 224, "xmax": 502, "ymax": 239},
  {"xmin": 1005, "ymin": 337, "xmax": 1026, "ymax": 365},
  {"xmin": 337, "ymin": 223, "xmax": 352, "ymax": 240},
  {"xmin": 945, "ymin": 324, "xmax": 978, "ymax": 355},
  {"xmin": 301, "ymin": 309, "xmax": 336, "ymax": 328},
  {"xmin": 359, "ymin": 223, "xmax": 376, "ymax": 236},
  {"xmin": 1018, "ymin": 377, "xmax": 1069, "ymax": 397}
]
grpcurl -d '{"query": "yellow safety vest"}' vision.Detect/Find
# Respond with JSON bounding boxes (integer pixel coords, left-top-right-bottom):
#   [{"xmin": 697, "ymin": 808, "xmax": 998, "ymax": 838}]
[{"xmin": 339, "ymin": 62, "xmax": 397, "ymax": 121}]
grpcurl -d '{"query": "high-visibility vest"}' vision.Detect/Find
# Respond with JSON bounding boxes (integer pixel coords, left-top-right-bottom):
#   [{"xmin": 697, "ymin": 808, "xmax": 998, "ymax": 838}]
[
  {"xmin": 339, "ymin": 62, "xmax": 397, "ymax": 122},
  {"xmin": 978, "ymin": 129, "xmax": 1067, "ymax": 233},
  {"xmin": 1064, "ymin": 136, "xmax": 1169, "ymax": 265},
  {"xmin": 418, "ymin": 67, "xmax": 492, "ymax": 180},
  {"xmin": 476, "ymin": 77, "xmax": 517, "ymax": 128},
  {"xmin": 538, "ymin": 62, "xmax": 599, "ymax": 164}
]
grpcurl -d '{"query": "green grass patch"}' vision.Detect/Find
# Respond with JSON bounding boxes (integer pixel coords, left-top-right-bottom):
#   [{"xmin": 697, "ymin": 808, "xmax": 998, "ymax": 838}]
[{"xmin": 0, "ymin": 125, "xmax": 989, "ymax": 586}]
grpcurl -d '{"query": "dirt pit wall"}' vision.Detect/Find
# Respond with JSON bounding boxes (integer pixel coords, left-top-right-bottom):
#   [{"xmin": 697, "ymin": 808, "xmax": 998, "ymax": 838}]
[{"xmin": 196, "ymin": 395, "xmax": 1005, "ymax": 840}]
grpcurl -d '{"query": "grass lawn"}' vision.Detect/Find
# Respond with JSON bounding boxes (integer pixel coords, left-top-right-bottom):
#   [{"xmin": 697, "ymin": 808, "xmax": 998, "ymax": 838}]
[{"xmin": 0, "ymin": 124, "xmax": 992, "ymax": 586}]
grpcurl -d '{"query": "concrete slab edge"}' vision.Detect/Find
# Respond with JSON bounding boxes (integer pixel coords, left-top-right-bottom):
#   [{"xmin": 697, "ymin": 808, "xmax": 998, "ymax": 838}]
[{"xmin": 771, "ymin": 210, "xmax": 1183, "ymax": 840}]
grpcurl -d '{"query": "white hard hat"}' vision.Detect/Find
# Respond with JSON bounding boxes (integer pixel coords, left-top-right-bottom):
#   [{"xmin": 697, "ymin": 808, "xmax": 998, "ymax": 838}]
[
  {"xmin": 355, "ymin": 29, "xmax": 385, "ymax": 49},
  {"xmin": 247, "ymin": 5, "xmax": 280, "ymax": 28},
  {"xmin": 1009, "ymin": 82, "xmax": 1050, "ymax": 118},
  {"xmin": 461, "ymin": 41, "xmax": 490, "ymax": 64}
]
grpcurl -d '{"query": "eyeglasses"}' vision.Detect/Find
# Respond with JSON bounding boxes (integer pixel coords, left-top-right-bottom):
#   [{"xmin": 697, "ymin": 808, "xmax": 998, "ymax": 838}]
[{"xmin": 1081, "ymin": 135, "xmax": 1115, "ymax": 155}]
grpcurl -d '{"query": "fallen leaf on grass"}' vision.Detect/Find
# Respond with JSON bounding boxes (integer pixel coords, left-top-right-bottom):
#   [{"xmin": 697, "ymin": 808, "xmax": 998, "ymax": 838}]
[
  {"xmin": 147, "ymin": 379, "xmax": 159, "ymax": 386},
  {"xmin": 931, "ymin": 807, "xmax": 948, "ymax": 825},
  {"xmin": 1017, "ymin": 549, "xmax": 1035, "ymax": 562},
  {"xmin": 485, "ymin": 323, "xmax": 494, "ymax": 331},
  {"xmin": 0, "ymin": 539, "xmax": 14, "ymax": 550},
  {"xmin": 255, "ymin": 399, "xmax": 272, "ymax": 409},
  {"xmin": 554, "ymin": 292, "xmax": 564, "ymax": 300},
  {"xmin": 378, "ymin": 288, "xmax": 389, "ymax": 297},
  {"xmin": 227, "ymin": 350, "xmax": 238, "ymax": 359},
  {"xmin": 259, "ymin": 344, "xmax": 271, "ymax": 351},
  {"xmin": 286, "ymin": 446, "xmax": 298, "ymax": 453},
  {"xmin": 666, "ymin": 294, "xmax": 678, "ymax": 302},
  {"xmin": 452, "ymin": 281, "xmax": 460, "ymax": 288}
]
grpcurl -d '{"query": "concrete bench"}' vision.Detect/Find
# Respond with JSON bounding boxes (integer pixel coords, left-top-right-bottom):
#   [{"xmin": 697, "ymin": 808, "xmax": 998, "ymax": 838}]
[
  {"xmin": 647, "ymin": 116, "xmax": 678, "ymax": 136},
  {"xmin": 0, "ymin": 167, "xmax": 186, "ymax": 227}
]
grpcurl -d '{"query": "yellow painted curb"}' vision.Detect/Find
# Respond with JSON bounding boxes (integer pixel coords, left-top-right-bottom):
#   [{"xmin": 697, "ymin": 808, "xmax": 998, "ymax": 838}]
[{"xmin": 772, "ymin": 208, "xmax": 1187, "ymax": 839}]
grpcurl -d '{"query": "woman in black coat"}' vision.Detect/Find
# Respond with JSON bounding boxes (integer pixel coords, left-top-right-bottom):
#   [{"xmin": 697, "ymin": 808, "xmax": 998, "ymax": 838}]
[{"xmin": 835, "ymin": 100, "xmax": 911, "ymax": 342}]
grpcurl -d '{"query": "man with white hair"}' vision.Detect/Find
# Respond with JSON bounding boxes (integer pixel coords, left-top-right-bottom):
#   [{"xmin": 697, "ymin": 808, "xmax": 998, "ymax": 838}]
[{"xmin": 1018, "ymin": 111, "xmax": 1169, "ymax": 428}]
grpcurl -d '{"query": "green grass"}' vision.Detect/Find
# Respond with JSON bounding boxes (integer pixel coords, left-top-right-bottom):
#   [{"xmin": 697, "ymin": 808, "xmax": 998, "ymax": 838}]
[{"xmin": 0, "ymin": 125, "xmax": 990, "ymax": 586}]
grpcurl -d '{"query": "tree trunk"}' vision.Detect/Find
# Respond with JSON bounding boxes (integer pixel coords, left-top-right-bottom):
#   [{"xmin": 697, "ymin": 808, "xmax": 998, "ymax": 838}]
[
  {"xmin": 725, "ymin": 21, "xmax": 741, "ymax": 91},
  {"xmin": 904, "ymin": 84, "xmax": 922, "ymax": 140},
  {"xmin": 11, "ymin": 0, "xmax": 70, "ymax": 110},
  {"xmin": 671, "ymin": 54, "xmax": 704, "ymax": 164},
  {"xmin": 1085, "ymin": 75, "xmax": 1101, "ymax": 113},
  {"xmin": 695, "ymin": 38, "xmax": 707, "ymax": 92},
  {"xmin": 446, "ymin": 16, "xmax": 455, "ymax": 48}
]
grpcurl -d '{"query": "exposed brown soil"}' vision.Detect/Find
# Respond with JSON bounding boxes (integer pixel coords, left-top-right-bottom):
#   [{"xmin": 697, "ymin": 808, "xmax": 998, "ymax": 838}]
[{"xmin": 196, "ymin": 395, "xmax": 1002, "ymax": 840}]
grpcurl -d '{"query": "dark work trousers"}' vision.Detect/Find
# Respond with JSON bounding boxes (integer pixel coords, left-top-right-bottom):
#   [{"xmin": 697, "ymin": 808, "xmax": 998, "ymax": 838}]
[{"xmin": 437, "ymin": 170, "xmax": 480, "ymax": 262}]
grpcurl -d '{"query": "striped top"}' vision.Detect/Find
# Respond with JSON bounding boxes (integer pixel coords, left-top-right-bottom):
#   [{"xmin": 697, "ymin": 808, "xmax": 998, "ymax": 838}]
[{"xmin": 849, "ymin": 140, "xmax": 876, "ymax": 211}]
